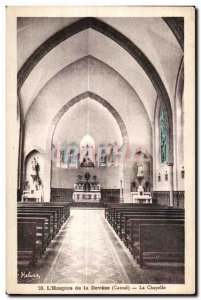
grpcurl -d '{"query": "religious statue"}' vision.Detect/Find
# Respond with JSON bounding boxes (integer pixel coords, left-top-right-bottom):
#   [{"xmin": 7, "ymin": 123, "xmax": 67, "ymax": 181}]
[
  {"xmin": 131, "ymin": 180, "xmax": 137, "ymax": 192},
  {"xmin": 83, "ymin": 173, "xmax": 91, "ymax": 191},
  {"xmin": 137, "ymin": 163, "xmax": 144, "ymax": 178},
  {"xmin": 144, "ymin": 181, "xmax": 150, "ymax": 192},
  {"xmin": 100, "ymin": 148, "xmax": 107, "ymax": 166},
  {"xmin": 84, "ymin": 172, "xmax": 91, "ymax": 181},
  {"xmin": 98, "ymin": 144, "xmax": 109, "ymax": 167},
  {"xmin": 31, "ymin": 157, "xmax": 40, "ymax": 177},
  {"xmin": 80, "ymin": 143, "xmax": 95, "ymax": 167},
  {"xmin": 80, "ymin": 157, "xmax": 95, "ymax": 167},
  {"xmin": 92, "ymin": 175, "xmax": 97, "ymax": 183},
  {"xmin": 83, "ymin": 181, "xmax": 91, "ymax": 191},
  {"xmin": 77, "ymin": 174, "xmax": 83, "ymax": 183},
  {"xmin": 30, "ymin": 157, "xmax": 41, "ymax": 191},
  {"xmin": 137, "ymin": 163, "xmax": 144, "ymax": 186}
]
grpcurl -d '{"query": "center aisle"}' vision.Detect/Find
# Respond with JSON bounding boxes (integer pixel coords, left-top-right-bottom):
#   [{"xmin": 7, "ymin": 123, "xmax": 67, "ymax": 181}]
[
  {"xmin": 44, "ymin": 209, "xmax": 132, "ymax": 284},
  {"xmin": 39, "ymin": 209, "xmax": 183, "ymax": 284}
]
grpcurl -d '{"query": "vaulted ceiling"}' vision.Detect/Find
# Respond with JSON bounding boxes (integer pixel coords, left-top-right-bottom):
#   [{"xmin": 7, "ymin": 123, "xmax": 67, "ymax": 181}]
[{"xmin": 18, "ymin": 17, "xmax": 183, "ymax": 126}]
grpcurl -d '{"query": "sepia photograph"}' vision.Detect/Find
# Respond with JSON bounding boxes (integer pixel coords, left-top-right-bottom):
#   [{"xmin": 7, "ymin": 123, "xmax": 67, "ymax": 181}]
[{"xmin": 6, "ymin": 6, "xmax": 195, "ymax": 295}]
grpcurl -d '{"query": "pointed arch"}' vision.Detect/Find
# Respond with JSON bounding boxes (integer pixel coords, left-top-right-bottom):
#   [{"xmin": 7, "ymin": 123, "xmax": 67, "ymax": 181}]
[
  {"xmin": 18, "ymin": 17, "xmax": 173, "ymax": 164},
  {"xmin": 43, "ymin": 91, "xmax": 129, "ymax": 202},
  {"xmin": 47, "ymin": 91, "xmax": 129, "ymax": 153},
  {"xmin": 24, "ymin": 146, "xmax": 45, "ymax": 160}
]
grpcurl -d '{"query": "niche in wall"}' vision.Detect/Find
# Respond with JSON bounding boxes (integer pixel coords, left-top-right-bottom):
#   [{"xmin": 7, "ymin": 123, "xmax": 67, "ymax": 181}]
[
  {"xmin": 24, "ymin": 150, "xmax": 44, "ymax": 193},
  {"xmin": 131, "ymin": 151, "xmax": 152, "ymax": 192}
]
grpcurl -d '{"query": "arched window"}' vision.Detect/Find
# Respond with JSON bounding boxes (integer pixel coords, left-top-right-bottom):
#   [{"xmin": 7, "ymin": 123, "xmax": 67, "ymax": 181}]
[{"xmin": 159, "ymin": 106, "xmax": 169, "ymax": 164}]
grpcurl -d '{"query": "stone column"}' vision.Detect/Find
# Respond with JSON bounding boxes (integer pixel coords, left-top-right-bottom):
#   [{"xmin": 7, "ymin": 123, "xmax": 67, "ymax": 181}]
[
  {"xmin": 43, "ymin": 151, "xmax": 51, "ymax": 202},
  {"xmin": 169, "ymin": 163, "xmax": 174, "ymax": 206},
  {"xmin": 152, "ymin": 122, "xmax": 156, "ymax": 191},
  {"xmin": 123, "ymin": 161, "xmax": 132, "ymax": 203},
  {"xmin": 120, "ymin": 180, "xmax": 123, "ymax": 203}
]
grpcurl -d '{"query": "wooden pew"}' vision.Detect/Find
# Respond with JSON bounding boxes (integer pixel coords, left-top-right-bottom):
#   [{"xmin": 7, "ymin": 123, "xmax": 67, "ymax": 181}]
[
  {"xmin": 112, "ymin": 206, "xmax": 183, "ymax": 222},
  {"xmin": 106, "ymin": 203, "xmax": 166, "ymax": 224},
  {"xmin": 17, "ymin": 207, "xmax": 59, "ymax": 235},
  {"xmin": 18, "ymin": 216, "xmax": 48, "ymax": 253},
  {"xmin": 108, "ymin": 206, "xmax": 184, "ymax": 233},
  {"xmin": 105, "ymin": 203, "xmax": 162, "ymax": 220},
  {"xmin": 17, "ymin": 203, "xmax": 70, "ymax": 266},
  {"xmin": 105, "ymin": 203, "xmax": 185, "ymax": 269},
  {"xmin": 127, "ymin": 218, "xmax": 184, "ymax": 256},
  {"xmin": 107, "ymin": 204, "xmax": 169, "ymax": 224},
  {"xmin": 17, "ymin": 204, "xmax": 61, "ymax": 227},
  {"xmin": 105, "ymin": 203, "xmax": 184, "ymax": 235},
  {"xmin": 18, "ymin": 203, "xmax": 70, "ymax": 226},
  {"xmin": 17, "ymin": 211, "xmax": 53, "ymax": 243},
  {"xmin": 18, "ymin": 218, "xmax": 46, "ymax": 266},
  {"xmin": 105, "ymin": 203, "xmax": 150, "ymax": 219},
  {"xmin": 25, "ymin": 202, "xmax": 71, "ymax": 220},
  {"xmin": 105, "ymin": 203, "xmax": 142, "ymax": 218},
  {"xmin": 34, "ymin": 202, "xmax": 70, "ymax": 222},
  {"xmin": 117, "ymin": 210, "xmax": 185, "ymax": 239},
  {"xmin": 137, "ymin": 224, "xmax": 184, "ymax": 267}
]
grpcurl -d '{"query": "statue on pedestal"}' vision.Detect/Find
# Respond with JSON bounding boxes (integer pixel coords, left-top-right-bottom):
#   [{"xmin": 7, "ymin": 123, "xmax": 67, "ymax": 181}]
[
  {"xmin": 137, "ymin": 163, "xmax": 144, "ymax": 178},
  {"xmin": 30, "ymin": 157, "xmax": 40, "ymax": 191},
  {"xmin": 137, "ymin": 163, "xmax": 144, "ymax": 192},
  {"xmin": 31, "ymin": 157, "xmax": 39, "ymax": 177},
  {"xmin": 77, "ymin": 174, "xmax": 83, "ymax": 183}
]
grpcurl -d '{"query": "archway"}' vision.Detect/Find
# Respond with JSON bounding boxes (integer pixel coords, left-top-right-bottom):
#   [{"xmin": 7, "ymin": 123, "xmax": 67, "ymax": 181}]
[
  {"xmin": 18, "ymin": 17, "xmax": 173, "ymax": 164},
  {"xmin": 131, "ymin": 151, "xmax": 153, "ymax": 193},
  {"xmin": 43, "ymin": 91, "xmax": 130, "ymax": 202}
]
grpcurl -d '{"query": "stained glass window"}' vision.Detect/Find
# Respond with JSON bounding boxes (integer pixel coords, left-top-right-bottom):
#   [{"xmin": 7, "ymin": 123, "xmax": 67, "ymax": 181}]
[{"xmin": 159, "ymin": 106, "xmax": 169, "ymax": 164}]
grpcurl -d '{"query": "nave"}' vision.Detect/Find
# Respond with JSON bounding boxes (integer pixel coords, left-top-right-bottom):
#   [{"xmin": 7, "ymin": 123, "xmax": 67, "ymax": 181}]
[
  {"xmin": 18, "ymin": 208, "xmax": 184, "ymax": 284},
  {"xmin": 16, "ymin": 16, "xmax": 186, "ymax": 286}
]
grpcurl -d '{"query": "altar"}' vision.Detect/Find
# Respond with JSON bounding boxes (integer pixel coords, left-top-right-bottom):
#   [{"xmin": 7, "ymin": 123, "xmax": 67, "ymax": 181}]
[
  {"xmin": 131, "ymin": 163, "xmax": 152, "ymax": 204},
  {"xmin": 131, "ymin": 192, "xmax": 152, "ymax": 204},
  {"xmin": 73, "ymin": 191, "xmax": 101, "ymax": 202},
  {"xmin": 131, "ymin": 185, "xmax": 152, "ymax": 204},
  {"xmin": 72, "ymin": 173, "xmax": 101, "ymax": 202},
  {"xmin": 21, "ymin": 190, "xmax": 43, "ymax": 202}
]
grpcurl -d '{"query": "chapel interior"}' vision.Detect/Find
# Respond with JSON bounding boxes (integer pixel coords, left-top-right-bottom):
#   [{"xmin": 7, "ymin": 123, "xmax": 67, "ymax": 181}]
[{"xmin": 17, "ymin": 17, "xmax": 185, "ymax": 284}]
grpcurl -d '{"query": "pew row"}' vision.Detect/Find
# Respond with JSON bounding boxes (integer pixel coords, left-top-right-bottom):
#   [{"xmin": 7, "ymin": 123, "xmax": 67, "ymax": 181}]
[
  {"xmin": 116, "ymin": 210, "xmax": 184, "ymax": 241},
  {"xmin": 137, "ymin": 224, "xmax": 184, "ymax": 267},
  {"xmin": 17, "ymin": 202, "xmax": 70, "ymax": 266},
  {"xmin": 105, "ymin": 203, "xmax": 185, "ymax": 268}
]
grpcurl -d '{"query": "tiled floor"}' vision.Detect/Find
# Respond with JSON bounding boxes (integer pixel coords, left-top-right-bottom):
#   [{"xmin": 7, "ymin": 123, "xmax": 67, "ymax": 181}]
[
  {"xmin": 18, "ymin": 209, "xmax": 184, "ymax": 284},
  {"xmin": 44, "ymin": 209, "xmax": 130, "ymax": 284}
]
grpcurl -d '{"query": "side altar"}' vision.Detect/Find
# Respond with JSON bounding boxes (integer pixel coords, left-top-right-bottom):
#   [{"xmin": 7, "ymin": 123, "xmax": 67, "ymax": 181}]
[
  {"xmin": 72, "ymin": 173, "xmax": 101, "ymax": 202},
  {"xmin": 131, "ymin": 163, "xmax": 152, "ymax": 204}
]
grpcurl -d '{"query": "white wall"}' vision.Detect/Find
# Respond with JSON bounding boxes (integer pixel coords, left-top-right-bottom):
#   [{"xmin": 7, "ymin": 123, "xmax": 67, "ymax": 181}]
[
  {"xmin": 23, "ymin": 57, "xmax": 152, "ymax": 194},
  {"xmin": 51, "ymin": 164, "xmax": 122, "ymax": 189},
  {"xmin": 53, "ymin": 98, "xmax": 123, "ymax": 147}
]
